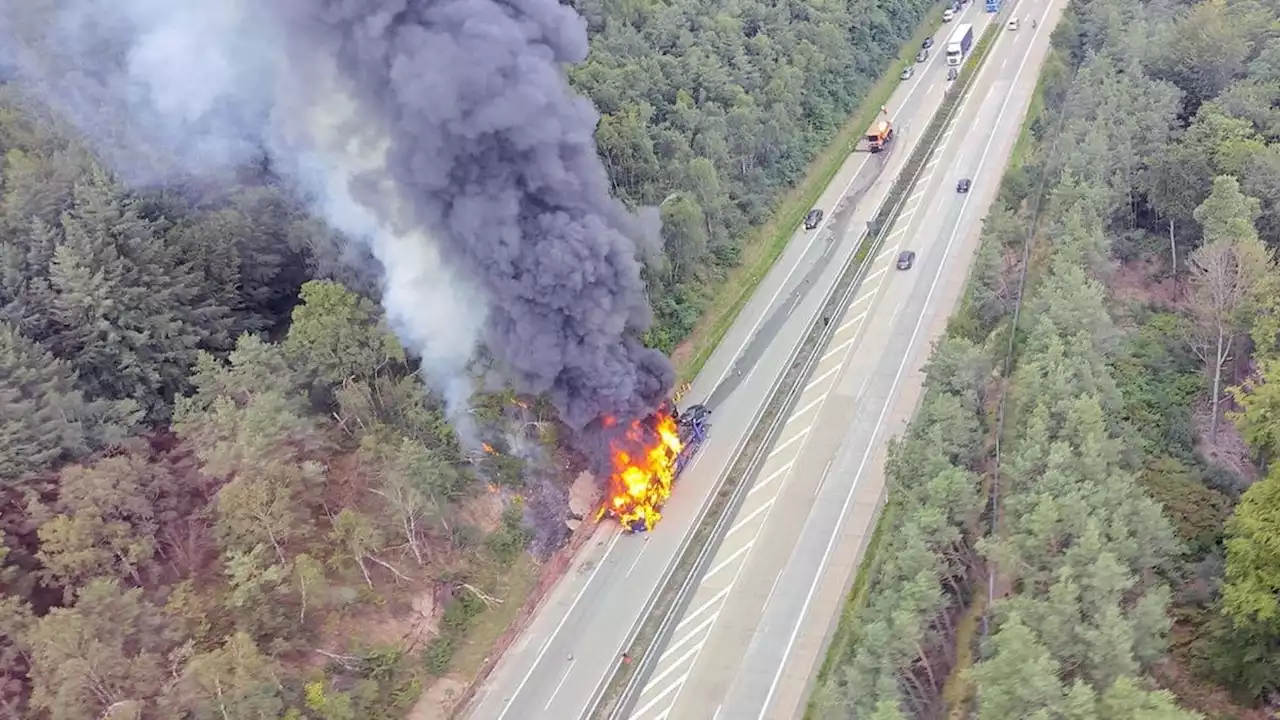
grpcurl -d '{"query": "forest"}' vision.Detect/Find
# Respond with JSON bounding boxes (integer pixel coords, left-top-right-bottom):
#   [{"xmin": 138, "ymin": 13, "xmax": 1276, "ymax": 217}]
[
  {"xmin": 0, "ymin": 0, "xmax": 945, "ymax": 716},
  {"xmin": 809, "ymin": 0, "xmax": 1280, "ymax": 716}
]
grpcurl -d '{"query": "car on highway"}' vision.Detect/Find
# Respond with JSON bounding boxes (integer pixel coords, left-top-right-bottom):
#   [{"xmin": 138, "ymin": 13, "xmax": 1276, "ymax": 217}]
[
  {"xmin": 943, "ymin": 7, "xmax": 955, "ymax": 21},
  {"xmin": 804, "ymin": 208, "xmax": 823, "ymax": 230},
  {"xmin": 957, "ymin": 177, "xmax": 971, "ymax": 193},
  {"xmin": 922, "ymin": 37, "xmax": 934, "ymax": 49},
  {"xmin": 901, "ymin": 65, "xmax": 915, "ymax": 80},
  {"xmin": 1007, "ymin": 17, "xmax": 1019, "ymax": 30},
  {"xmin": 947, "ymin": 67, "xmax": 959, "ymax": 81},
  {"xmin": 896, "ymin": 250, "xmax": 916, "ymax": 270},
  {"xmin": 915, "ymin": 48, "xmax": 929, "ymax": 62}
]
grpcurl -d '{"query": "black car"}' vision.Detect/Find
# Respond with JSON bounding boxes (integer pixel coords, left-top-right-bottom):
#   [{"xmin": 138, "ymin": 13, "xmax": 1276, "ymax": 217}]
[
  {"xmin": 804, "ymin": 208, "xmax": 823, "ymax": 230},
  {"xmin": 915, "ymin": 48, "xmax": 929, "ymax": 63},
  {"xmin": 896, "ymin": 250, "xmax": 916, "ymax": 270},
  {"xmin": 922, "ymin": 37, "xmax": 934, "ymax": 49},
  {"xmin": 956, "ymin": 178, "xmax": 972, "ymax": 193},
  {"xmin": 947, "ymin": 67, "xmax": 959, "ymax": 81}
]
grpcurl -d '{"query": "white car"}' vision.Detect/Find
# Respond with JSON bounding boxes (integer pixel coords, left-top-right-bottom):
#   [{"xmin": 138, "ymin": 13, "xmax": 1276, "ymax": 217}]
[
  {"xmin": 1006, "ymin": 17, "xmax": 1019, "ymax": 30},
  {"xmin": 943, "ymin": 7, "xmax": 955, "ymax": 21}
]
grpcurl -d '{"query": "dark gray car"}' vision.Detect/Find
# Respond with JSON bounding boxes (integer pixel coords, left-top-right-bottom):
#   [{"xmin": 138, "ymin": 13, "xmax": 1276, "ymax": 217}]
[
  {"xmin": 896, "ymin": 250, "xmax": 916, "ymax": 270},
  {"xmin": 915, "ymin": 48, "xmax": 929, "ymax": 63},
  {"xmin": 804, "ymin": 208, "xmax": 823, "ymax": 230},
  {"xmin": 957, "ymin": 178, "xmax": 972, "ymax": 193}
]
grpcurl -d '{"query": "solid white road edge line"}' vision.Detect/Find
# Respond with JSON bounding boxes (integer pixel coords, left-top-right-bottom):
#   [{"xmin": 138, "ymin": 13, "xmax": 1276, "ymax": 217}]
[
  {"xmin": 754, "ymin": 6, "xmax": 1054, "ymax": 716},
  {"xmin": 496, "ymin": 532, "xmax": 620, "ymax": 719},
  {"xmin": 708, "ymin": 22, "xmax": 959, "ymax": 393}
]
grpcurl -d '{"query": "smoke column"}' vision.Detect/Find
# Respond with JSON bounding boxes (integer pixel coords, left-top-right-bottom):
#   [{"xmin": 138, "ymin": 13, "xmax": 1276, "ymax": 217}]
[{"xmin": 0, "ymin": 0, "xmax": 674, "ymax": 449}]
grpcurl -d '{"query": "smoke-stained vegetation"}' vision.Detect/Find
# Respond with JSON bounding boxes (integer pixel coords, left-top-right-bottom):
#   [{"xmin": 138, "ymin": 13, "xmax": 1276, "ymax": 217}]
[
  {"xmin": 0, "ymin": 0, "xmax": 949, "ymax": 716},
  {"xmin": 810, "ymin": 0, "xmax": 1280, "ymax": 716}
]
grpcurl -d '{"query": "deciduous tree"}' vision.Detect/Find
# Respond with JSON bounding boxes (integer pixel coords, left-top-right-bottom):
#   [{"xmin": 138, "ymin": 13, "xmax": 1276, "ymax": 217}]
[{"xmin": 1186, "ymin": 176, "xmax": 1271, "ymax": 438}]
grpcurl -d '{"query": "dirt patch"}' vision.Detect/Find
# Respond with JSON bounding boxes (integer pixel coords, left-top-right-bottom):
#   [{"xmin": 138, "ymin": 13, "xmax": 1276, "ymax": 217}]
[
  {"xmin": 1193, "ymin": 403, "xmax": 1259, "ymax": 485},
  {"xmin": 1112, "ymin": 256, "xmax": 1180, "ymax": 309},
  {"xmin": 1156, "ymin": 619, "xmax": 1268, "ymax": 720},
  {"xmin": 443, "ymin": 519, "xmax": 603, "ymax": 718},
  {"xmin": 410, "ymin": 674, "xmax": 467, "ymax": 720},
  {"xmin": 458, "ymin": 488, "xmax": 505, "ymax": 533}
]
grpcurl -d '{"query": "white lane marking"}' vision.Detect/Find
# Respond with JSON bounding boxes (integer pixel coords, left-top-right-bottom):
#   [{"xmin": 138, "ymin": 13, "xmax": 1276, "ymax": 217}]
[
  {"xmin": 887, "ymin": 225, "xmax": 908, "ymax": 240},
  {"xmin": 849, "ymin": 290, "xmax": 876, "ymax": 310},
  {"xmin": 755, "ymin": 6, "xmax": 1054, "ymax": 716},
  {"xmin": 545, "ymin": 660, "xmax": 575, "ymax": 710},
  {"xmin": 727, "ymin": 497, "xmax": 776, "ymax": 536},
  {"xmin": 767, "ymin": 426, "xmax": 811, "ymax": 459},
  {"xmin": 653, "ymin": 710, "xmax": 671, "ymax": 720},
  {"xmin": 625, "ymin": 536, "xmax": 650, "ymax": 578},
  {"xmin": 704, "ymin": 541, "xmax": 754, "ymax": 581},
  {"xmin": 838, "ymin": 311, "xmax": 868, "ymax": 336},
  {"xmin": 762, "ymin": 570, "xmax": 786, "ymax": 610},
  {"xmin": 714, "ymin": 705, "xmax": 724, "ymax": 720},
  {"xmin": 660, "ymin": 611, "xmax": 719, "ymax": 663},
  {"xmin": 498, "ymin": 532, "xmax": 620, "ymax": 719},
  {"xmin": 750, "ymin": 462, "xmax": 794, "ymax": 497},
  {"xmin": 631, "ymin": 672, "xmax": 688, "ymax": 720},
  {"xmin": 875, "ymin": 244, "xmax": 900, "ymax": 263},
  {"xmin": 676, "ymin": 585, "xmax": 731, "ymax": 631},
  {"xmin": 855, "ymin": 373, "xmax": 874, "ymax": 403},
  {"xmin": 636, "ymin": 22, "xmax": 981, "ymax": 716},
  {"xmin": 863, "ymin": 267, "xmax": 887, "ymax": 284},
  {"xmin": 708, "ymin": 28, "xmax": 951, "ymax": 394},
  {"xmin": 820, "ymin": 336, "xmax": 857, "ymax": 364},
  {"xmin": 814, "ymin": 459, "xmax": 834, "ymax": 498},
  {"xmin": 648, "ymin": 640, "xmax": 703, "ymax": 690},
  {"xmin": 803, "ymin": 365, "xmax": 841, "ymax": 394},
  {"xmin": 791, "ymin": 395, "xmax": 826, "ymax": 422},
  {"xmin": 747, "ymin": 461, "xmax": 788, "ymax": 497}
]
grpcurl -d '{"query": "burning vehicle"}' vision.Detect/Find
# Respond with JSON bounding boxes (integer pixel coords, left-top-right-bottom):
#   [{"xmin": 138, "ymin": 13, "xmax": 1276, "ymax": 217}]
[{"xmin": 598, "ymin": 403, "xmax": 712, "ymax": 533}]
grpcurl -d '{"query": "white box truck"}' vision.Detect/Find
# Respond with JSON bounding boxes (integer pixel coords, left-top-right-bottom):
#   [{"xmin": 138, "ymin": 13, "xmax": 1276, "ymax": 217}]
[{"xmin": 946, "ymin": 23, "xmax": 974, "ymax": 66}]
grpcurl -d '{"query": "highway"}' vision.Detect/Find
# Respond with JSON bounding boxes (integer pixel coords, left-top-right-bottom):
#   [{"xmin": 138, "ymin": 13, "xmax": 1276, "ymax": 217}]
[
  {"xmin": 624, "ymin": 1, "xmax": 1066, "ymax": 718},
  {"xmin": 465, "ymin": 5, "xmax": 1010, "ymax": 719}
]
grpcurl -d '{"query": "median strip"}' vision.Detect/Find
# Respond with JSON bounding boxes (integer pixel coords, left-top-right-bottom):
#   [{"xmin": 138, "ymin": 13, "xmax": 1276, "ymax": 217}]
[{"xmin": 587, "ymin": 18, "xmax": 1004, "ymax": 720}]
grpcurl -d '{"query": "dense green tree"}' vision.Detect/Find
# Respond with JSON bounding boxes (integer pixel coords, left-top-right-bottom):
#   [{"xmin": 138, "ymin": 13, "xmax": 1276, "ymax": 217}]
[
  {"xmin": 284, "ymin": 280, "xmax": 405, "ymax": 387},
  {"xmin": 23, "ymin": 579, "xmax": 174, "ymax": 720},
  {"xmin": 0, "ymin": 321, "xmax": 138, "ymax": 488}
]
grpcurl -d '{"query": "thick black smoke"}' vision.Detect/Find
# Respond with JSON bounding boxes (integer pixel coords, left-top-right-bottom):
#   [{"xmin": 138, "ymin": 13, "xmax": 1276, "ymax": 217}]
[{"xmin": 0, "ymin": 0, "xmax": 674, "ymax": 449}]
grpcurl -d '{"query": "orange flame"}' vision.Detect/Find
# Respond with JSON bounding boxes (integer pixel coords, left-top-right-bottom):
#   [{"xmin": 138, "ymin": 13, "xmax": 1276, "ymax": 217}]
[
  {"xmin": 481, "ymin": 442, "xmax": 497, "ymax": 454},
  {"xmin": 603, "ymin": 413, "xmax": 683, "ymax": 532}
]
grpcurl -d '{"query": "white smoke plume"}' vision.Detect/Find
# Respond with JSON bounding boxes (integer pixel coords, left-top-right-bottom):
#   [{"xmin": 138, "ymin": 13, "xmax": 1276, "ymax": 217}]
[{"xmin": 0, "ymin": 0, "xmax": 674, "ymax": 449}]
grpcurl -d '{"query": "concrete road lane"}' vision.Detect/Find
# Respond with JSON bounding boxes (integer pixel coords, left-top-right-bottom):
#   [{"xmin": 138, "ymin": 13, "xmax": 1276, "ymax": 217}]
[
  {"xmin": 465, "ymin": 11, "xmax": 990, "ymax": 720},
  {"xmin": 624, "ymin": 2, "xmax": 1066, "ymax": 719}
]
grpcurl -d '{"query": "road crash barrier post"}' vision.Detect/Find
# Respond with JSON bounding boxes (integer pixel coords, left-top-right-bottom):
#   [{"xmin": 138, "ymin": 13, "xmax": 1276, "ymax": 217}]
[{"xmin": 587, "ymin": 20, "xmax": 1004, "ymax": 720}]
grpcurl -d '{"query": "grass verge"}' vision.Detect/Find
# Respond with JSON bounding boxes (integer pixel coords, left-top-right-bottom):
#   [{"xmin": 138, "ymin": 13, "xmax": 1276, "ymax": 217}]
[
  {"xmin": 674, "ymin": 6, "xmax": 946, "ymax": 383},
  {"xmin": 448, "ymin": 555, "xmax": 539, "ymax": 678},
  {"xmin": 806, "ymin": 501, "xmax": 893, "ymax": 713},
  {"xmin": 598, "ymin": 18, "xmax": 1006, "ymax": 720},
  {"xmin": 799, "ymin": 21, "xmax": 1007, "ymax": 718}
]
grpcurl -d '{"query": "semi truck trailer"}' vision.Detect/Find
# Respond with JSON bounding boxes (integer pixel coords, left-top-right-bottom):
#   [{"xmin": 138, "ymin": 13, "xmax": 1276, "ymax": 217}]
[{"xmin": 946, "ymin": 23, "xmax": 974, "ymax": 66}]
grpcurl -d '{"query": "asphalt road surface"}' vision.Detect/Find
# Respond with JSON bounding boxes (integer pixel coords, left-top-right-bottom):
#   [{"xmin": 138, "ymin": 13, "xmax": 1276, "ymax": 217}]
[
  {"xmin": 624, "ymin": 2, "xmax": 1067, "ymax": 719},
  {"xmin": 465, "ymin": 7, "xmax": 1007, "ymax": 719}
]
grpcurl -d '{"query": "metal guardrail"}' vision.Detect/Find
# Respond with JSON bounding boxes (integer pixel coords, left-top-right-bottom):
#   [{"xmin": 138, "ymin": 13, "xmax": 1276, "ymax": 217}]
[{"xmin": 587, "ymin": 21, "xmax": 1004, "ymax": 720}]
